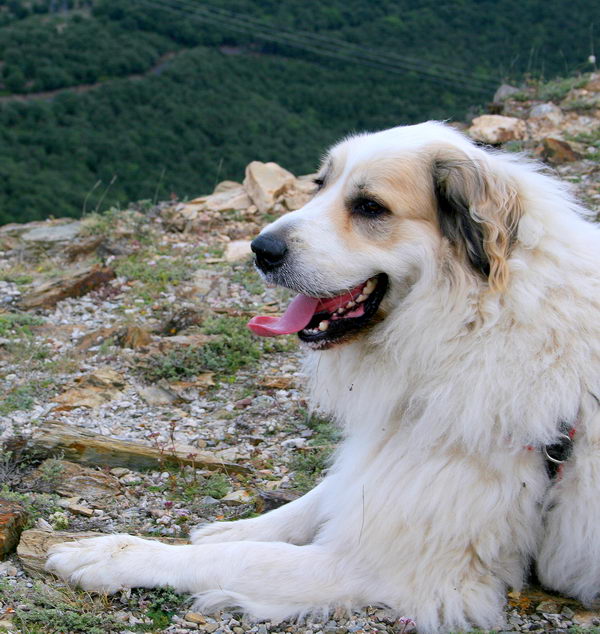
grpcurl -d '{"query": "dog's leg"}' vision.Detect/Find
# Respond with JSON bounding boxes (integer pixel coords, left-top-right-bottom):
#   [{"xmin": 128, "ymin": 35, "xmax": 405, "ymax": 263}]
[
  {"xmin": 537, "ymin": 395, "xmax": 600, "ymax": 605},
  {"xmin": 46, "ymin": 535, "xmax": 365, "ymax": 622},
  {"xmin": 190, "ymin": 479, "xmax": 328, "ymax": 545}
]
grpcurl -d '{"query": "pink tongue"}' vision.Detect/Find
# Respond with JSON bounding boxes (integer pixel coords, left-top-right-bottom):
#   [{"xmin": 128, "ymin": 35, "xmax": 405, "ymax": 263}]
[
  {"xmin": 247, "ymin": 284, "xmax": 365, "ymax": 337},
  {"xmin": 247, "ymin": 295, "xmax": 319, "ymax": 337}
]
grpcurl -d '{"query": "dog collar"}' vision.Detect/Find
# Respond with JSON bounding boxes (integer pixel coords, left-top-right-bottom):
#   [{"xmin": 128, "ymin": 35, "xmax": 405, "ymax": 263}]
[{"xmin": 542, "ymin": 424, "xmax": 576, "ymax": 480}]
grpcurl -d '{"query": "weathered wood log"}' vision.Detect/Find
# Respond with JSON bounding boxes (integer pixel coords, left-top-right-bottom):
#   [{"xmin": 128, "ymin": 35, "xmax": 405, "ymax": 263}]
[
  {"xmin": 17, "ymin": 529, "xmax": 187, "ymax": 576},
  {"xmin": 30, "ymin": 422, "xmax": 250, "ymax": 474},
  {"xmin": 0, "ymin": 499, "xmax": 28, "ymax": 559}
]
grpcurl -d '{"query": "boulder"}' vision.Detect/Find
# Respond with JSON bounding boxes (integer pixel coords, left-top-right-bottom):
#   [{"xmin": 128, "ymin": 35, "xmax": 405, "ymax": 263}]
[
  {"xmin": 529, "ymin": 103, "xmax": 564, "ymax": 125},
  {"xmin": 213, "ymin": 180, "xmax": 243, "ymax": 194},
  {"xmin": 119, "ymin": 325, "xmax": 152, "ymax": 349},
  {"xmin": 21, "ymin": 221, "xmax": 81, "ymax": 243},
  {"xmin": 468, "ymin": 115, "xmax": 527, "ymax": 144},
  {"xmin": 22, "ymin": 460, "xmax": 121, "ymax": 509},
  {"xmin": 203, "ymin": 187, "xmax": 252, "ymax": 212},
  {"xmin": 493, "ymin": 84, "xmax": 520, "ymax": 102},
  {"xmin": 540, "ymin": 138, "xmax": 583, "ymax": 164},
  {"xmin": 243, "ymin": 161, "xmax": 296, "ymax": 213},
  {"xmin": 52, "ymin": 367, "xmax": 126, "ymax": 410},
  {"xmin": 19, "ymin": 265, "xmax": 115, "ymax": 310}
]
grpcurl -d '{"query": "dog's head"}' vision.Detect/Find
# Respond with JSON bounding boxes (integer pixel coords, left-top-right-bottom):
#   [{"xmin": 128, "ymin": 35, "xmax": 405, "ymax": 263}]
[{"xmin": 248, "ymin": 121, "xmax": 523, "ymax": 349}]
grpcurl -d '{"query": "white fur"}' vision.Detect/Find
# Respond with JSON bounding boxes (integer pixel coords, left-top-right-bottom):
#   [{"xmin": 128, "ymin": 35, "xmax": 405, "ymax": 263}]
[{"xmin": 46, "ymin": 122, "xmax": 600, "ymax": 632}]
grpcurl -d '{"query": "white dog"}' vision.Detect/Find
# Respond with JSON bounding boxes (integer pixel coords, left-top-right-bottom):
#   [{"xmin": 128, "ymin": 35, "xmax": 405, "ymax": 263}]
[{"xmin": 46, "ymin": 122, "xmax": 600, "ymax": 632}]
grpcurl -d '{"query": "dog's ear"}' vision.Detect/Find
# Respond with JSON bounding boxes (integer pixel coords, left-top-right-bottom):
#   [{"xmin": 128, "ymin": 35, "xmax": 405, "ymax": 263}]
[{"xmin": 432, "ymin": 148, "xmax": 522, "ymax": 292}]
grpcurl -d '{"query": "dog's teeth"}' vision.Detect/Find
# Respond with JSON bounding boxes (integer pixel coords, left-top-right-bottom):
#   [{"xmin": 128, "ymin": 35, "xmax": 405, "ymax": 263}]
[
  {"xmin": 336, "ymin": 307, "xmax": 345, "ymax": 314},
  {"xmin": 318, "ymin": 320, "xmax": 330, "ymax": 331},
  {"xmin": 364, "ymin": 279, "xmax": 376, "ymax": 294},
  {"xmin": 356, "ymin": 294, "xmax": 368, "ymax": 303},
  {"xmin": 346, "ymin": 301, "xmax": 356, "ymax": 309}
]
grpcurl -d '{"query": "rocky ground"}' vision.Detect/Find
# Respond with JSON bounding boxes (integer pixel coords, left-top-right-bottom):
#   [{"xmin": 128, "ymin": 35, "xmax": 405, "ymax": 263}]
[{"xmin": 0, "ymin": 75, "xmax": 600, "ymax": 633}]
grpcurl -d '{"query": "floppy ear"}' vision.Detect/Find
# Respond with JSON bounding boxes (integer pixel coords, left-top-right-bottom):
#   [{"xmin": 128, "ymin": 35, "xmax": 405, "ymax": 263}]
[{"xmin": 432, "ymin": 148, "xmax": 523, "ymax": 292}]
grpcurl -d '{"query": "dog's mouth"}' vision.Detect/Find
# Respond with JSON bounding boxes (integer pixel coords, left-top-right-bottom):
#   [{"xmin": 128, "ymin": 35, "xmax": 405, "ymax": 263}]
[{"xmin": 247, "ymin": 273, "xmax": 389, "ymax": 349}]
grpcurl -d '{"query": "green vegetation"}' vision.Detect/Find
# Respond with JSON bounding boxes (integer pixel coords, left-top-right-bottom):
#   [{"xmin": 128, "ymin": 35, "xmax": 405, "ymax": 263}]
[
  {"xmin": 0, "ymin": 0, "xmax": 596, "ymax": 224},
  {"xmin": 0, "ymin": 379, "xmax": 54, "ymax": 416},
  {"xmin": 288, "ymin": 411, "xmax": 341, "ymax": 493},
  {"xmin": 0, "ymin": 485, "xmax": 61, "ymax": 528},
  {"xmin": 0, "ymin": 579, "xmax": 186, "ymax": 633},
  {"xmin": 0, "ymin": 312, "xmax": 43, "ymax": 337},
  {"xmin": 136, "ymin": 314, "xmax": 265, "ymax": 381}
]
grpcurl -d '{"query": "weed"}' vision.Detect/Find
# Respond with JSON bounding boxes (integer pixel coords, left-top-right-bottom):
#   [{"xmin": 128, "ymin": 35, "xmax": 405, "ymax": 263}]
[
  {"xmin": 0, "ymin": 379, "xmax": 54, "ymax": 416},
  {"xmin": 288, "ymin": 448, "xmax": 331, "ymax": 494},
  {"xmin": 568, "ymin": 128, "xmax": 600, "ymax": 162},
  {"xmin": 535, "ymin": 75, "xmax": 588, "ymax": 102},
  {"xmin": 0, "ymin": 313, "xmax": 44, "ymax": 338},
  {"xmin": 126, "ymin": 586, "xmax": 187, "ymax": 629},
  {"xmin": 81, "ymin": 206, "xmax": 122, "ymax": 236},
  {"xmin": 288, "ymin": 411, "xmax": 340, "ymax": 493},
  {"xmin": 231, "ymin": 259, "xmax": 264, "ymax": 295},
  {"xmin": 0, "ymin": 485, "xmax": 61, "ymax": 528},
  {"xmin": 199, "ymin": 473, "xmax": 230, "ymax": 499},
  {"xmin": 199, "ymin": 315, "xmax": 262, "ymax": 374},
  {"xmin": 38, "ymin": 458, "xmax": 64, "ymax": 486},
  {"xmin": 137, "ymin": 314, "xmax": 263, "ymax": 381}
]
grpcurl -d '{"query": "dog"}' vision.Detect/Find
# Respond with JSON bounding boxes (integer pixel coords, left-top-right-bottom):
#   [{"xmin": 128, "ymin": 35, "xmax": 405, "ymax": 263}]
[{"xmin": 46, "ymin": 121, "xmax": 600, "ymax": 632}]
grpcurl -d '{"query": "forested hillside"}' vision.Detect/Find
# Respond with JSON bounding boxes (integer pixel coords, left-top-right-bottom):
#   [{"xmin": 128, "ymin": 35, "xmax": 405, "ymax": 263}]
[{"xmin": 0, "ymin": 0, "xmax": 598, "ymax": 223}]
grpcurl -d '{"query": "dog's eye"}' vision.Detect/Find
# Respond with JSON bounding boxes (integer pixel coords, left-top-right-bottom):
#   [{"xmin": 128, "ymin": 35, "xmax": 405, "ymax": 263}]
[
  {"xmin": 352, "ymin": 198, "xmax": 388, "ymax": 217},
  {"xmin": 313, "ymin": 177, "xmax": 325, "ymax": 191}
]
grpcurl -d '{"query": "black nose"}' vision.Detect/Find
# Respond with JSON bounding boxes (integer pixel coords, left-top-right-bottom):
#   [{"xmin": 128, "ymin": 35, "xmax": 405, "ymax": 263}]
[{"xmin": 251, "ymin": 233, "xmax": 288, "ymax": 272}]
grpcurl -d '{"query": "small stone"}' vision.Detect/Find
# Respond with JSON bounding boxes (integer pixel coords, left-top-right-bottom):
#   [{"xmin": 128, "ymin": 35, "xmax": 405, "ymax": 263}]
[
  {"xmin": 200, "ymin": 496, "xmax": 220, "ymax": 506},
  {"xmin": 184, "ymin": 612, "xmax": 206, "ymax": 624},
  {"xmin": 67, "ymin": 504, "xmax": 94, "ymax": 517},
  {"xmin": 0, "ymin": 561, "xmax": 17, "ymax": 576},
  {"xmin": 536, "ymin": 600, "xmax": 559, "ymax": 614},
  {"xmin": 561, "ymin": 607, "xmax": 575, "ymax": 619},
  {"xmin": 225, "ymin": 240, "xmax": 252, "ymax": 263},
  {"xmin": 119, "ymin": 325, "xmax": 152, "ymax": 349},
  {"xmin": 110, "ymin": 468, "xmax": 130, "ymax": 477},
  {"xmin": 221, "ymin": 489, "xmax": 253, "ymax": 506}
]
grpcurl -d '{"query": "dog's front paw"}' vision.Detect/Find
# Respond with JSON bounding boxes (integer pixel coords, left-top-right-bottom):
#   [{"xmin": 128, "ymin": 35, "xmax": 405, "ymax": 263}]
[{"xmin": 46, "ymin": 534, "xmax": 151, "ymax": 593}]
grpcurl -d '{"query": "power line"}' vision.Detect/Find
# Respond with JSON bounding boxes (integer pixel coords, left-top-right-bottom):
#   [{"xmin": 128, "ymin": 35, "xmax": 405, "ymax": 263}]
[{"xmin": 133, "ymin": 0, "xmax": 497, "ymax": 94}]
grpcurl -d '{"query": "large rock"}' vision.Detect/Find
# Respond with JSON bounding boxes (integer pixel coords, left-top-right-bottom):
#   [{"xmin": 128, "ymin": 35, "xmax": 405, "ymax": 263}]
[
  {"xmin": 243, "ymin": 161, "xmax": 296, "ymax": 213},
  {"xmin": 202, "ymin": 187, "xmax": 252, "ymax": 213},
  {"xmin": 469, "ymin": 115, "xmax": 527, "ymax": 144},
  {"xmin": 22, "ymin": 460, "xmax": 121, "ymax": 509},
  {"xmin": 21, "ymin": 221, "xmax": 81, "ymax": 243},
  {"xmin": 526, "ymin": 103, "xmax": 565, "ymax": 139},
  {"xmin": 540, "ymin": 138, "xmax": 583, "ymax": 165},
  {"xmin": 52, "ymin": 367, "xmax": 126, "ymax": 410},
  {"xmin": 19, "ymin": 265, "xmax": 115, "ymax": 310},
  {"xmin": 493, "ymin": 84, "xmax": 520, "ymax": 102},
  {"xmin": 0, "ymin": 500, "xmax": 28, "ymax": 559}
]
